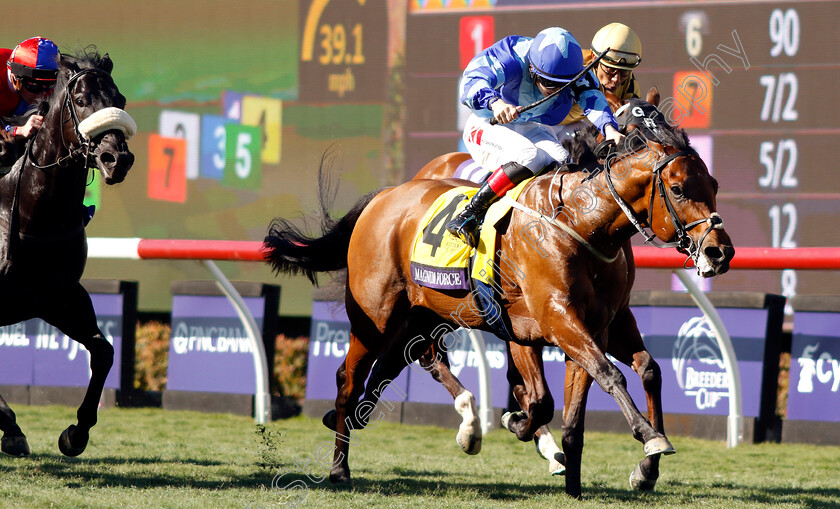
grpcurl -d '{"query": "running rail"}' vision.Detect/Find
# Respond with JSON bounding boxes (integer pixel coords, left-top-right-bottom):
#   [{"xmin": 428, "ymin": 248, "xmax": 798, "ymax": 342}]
[{"xmin": 87, "ymin": 239, "xmax": 840, "ymax": 439}]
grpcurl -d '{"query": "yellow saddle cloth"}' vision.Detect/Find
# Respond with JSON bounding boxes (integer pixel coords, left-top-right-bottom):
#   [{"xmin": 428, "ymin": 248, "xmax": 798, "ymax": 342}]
[{"xmin": 409, "ymin": 181, "xmax": 529, "ymax": 290}]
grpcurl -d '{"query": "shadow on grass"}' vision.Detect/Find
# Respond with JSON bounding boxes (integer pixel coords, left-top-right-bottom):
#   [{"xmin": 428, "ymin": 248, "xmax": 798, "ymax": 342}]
[
  {"xmin": 5, "ymin": 453, "xmax": 839, "ymax": 506},
  {"xmin": 274, "ymin": 466, "xmax": 840, "ymax": 506},
  {"xmin": 1, "ymin": 453, "xmax": 268, "ymax": 490}
]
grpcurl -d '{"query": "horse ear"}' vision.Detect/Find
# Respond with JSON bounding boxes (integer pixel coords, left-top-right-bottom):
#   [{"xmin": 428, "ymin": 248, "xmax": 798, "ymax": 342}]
[
  {"xmin": 60, "ymin": 54, "xmax": 78, "ymax": 75},
  {"xmin": 101, "ymin": 53, "xmax": 114, "ymax": 74},
  {"xmin": 646, "ymin": 87, "xmax": 660, "ymax": 107}
]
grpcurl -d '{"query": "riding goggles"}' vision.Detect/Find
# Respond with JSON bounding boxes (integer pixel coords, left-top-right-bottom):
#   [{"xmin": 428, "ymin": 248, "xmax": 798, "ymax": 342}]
[
  {"xmin": 20, "ymin": 79, "xmax": 55, "ymax": 94},
  {"xmin": 601, "ymin": 50, "xmax": 641, "ymax": 70}
]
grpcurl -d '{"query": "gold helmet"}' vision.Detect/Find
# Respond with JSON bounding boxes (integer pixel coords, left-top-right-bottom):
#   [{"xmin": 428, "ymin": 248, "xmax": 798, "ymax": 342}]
[{"xmin": 591, "ymin": 23, "xmax": 642, "ymax": 70}]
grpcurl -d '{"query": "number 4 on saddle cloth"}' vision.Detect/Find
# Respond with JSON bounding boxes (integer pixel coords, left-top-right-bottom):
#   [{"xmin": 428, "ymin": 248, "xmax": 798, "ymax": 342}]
[{"xmin": 409, "ymin": 180, "xmax": 531, "ymax": 341}]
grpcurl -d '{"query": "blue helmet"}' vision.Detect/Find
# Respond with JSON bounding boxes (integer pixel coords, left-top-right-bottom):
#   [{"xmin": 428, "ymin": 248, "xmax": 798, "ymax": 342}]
[{"xmin": 528, "ymin": 28, "xmax": 583, "ymax": 83}]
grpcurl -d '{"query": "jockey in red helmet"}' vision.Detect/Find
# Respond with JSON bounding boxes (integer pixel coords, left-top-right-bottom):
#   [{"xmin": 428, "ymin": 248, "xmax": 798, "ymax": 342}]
[{"xmin": 1, "ymin": 36, "xmax": 60, "ymax": 140}]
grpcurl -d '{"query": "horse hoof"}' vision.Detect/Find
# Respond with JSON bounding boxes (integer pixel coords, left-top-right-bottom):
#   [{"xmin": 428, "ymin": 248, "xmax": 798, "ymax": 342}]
[
  {"xmin": 329, "ymin": 467, "xmax": 351, "ymax": 484},
  {"xmin": 58, "ymin": 425, "xmax": 88, "ymax": 457},
  {"xmin": 501, "ymin": 411, "xmax": 525, "ymax": 432},
  {"xmin": 322, "ymin": 410, "xmax": 337, "ymax": 431},
  {"xmin": 644, "ymin": 436, "xmax": 675, "ymax": 457},
  {"xmin": 1, "ymin": 435, "xmax": 30, "ymax": 457},
  {"xmin": 549, "ymin": 452, "xmax": 566, "ymax": 476},
  {"xmin": 630, "ymin": 463, "xmax": 657, "ymax": 491},
  {"xmin": 456, "ymin": 429, "xmax": 482, "ymax": 455}
]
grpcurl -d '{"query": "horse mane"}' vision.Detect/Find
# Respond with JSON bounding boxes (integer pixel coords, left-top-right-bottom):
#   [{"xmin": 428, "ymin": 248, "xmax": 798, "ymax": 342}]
[{"xmin": 562, "ymin": 100, "xmax": 692, "ymax": 169}]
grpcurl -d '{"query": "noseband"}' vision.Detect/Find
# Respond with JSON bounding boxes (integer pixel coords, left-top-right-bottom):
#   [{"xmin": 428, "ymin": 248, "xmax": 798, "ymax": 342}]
[
  {"xmin": 604, "ymin": 148, "xmax": 725, "ymax": 267},
  {"xmin": 26, "ymin": 68, "xmax": 113, "ymax": 171}
]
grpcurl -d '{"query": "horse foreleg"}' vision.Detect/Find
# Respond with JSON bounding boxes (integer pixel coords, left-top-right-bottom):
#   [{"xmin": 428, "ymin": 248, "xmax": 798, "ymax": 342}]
[
  {"xmin": 0, "ymin": 393, "xmax": 29, "ymax": 457},
  {"xmin": 608, "ymin": 308, "xmax": 668, "ymax": 491},
  {"xmin": 418, "ymin": 332, "xmax": 481, "ymax": 455},
  {"xmin": 502, "ymin": 343, "xmax": 563, "ymax": 474},
  {"xmin": 561, "ymin": 360, "xmax": 593, "ymax": 498},
  {"xmin": 43, "ymin": 285, "xmax": 113, "ymax": 457},
  {"xmin": 58, "ymin": 333, "xmax": 114, "ymax": 457},
  {"xmin": 503, "ymin": 344, "xmax": 554, "ymax": 441},
  {"xmin": 558, "ymin": 326, "xmax": 674, "ymax": 478}
]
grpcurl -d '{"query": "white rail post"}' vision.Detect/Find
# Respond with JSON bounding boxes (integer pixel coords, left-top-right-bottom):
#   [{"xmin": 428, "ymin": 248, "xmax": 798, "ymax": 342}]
[
  {"xmin": 673, "ymin": 270, "xmax": 743, "ymax": 447},
  {"xmin": 203, "ymin": 260, "xmax": 271, "ymax": 424}
]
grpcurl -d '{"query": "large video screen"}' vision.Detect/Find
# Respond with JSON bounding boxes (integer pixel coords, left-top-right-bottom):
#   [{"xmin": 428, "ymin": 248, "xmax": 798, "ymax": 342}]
[
  {"xmin": 406, "ymin": 0, "xmax": 840, "ymax": 312},
  {"xmin": 6, "ymin": 0, "xmax": 396, "ymax": 315}
]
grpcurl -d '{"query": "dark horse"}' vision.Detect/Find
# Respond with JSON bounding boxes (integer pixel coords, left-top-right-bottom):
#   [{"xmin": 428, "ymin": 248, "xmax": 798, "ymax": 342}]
[
  {"xmin": 264, "ymin": 99, "xmax": 734, "ymax": 497},
  {"xmin": 0, "ymin": 50, "xmax": 135, "ymax": 458}
]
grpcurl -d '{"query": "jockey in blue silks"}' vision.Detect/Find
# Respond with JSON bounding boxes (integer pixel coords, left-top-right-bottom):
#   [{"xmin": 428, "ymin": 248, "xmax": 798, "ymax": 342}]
[{"xmin": 447, "ymin": 27, "xmax": 625, "ymax": 248}]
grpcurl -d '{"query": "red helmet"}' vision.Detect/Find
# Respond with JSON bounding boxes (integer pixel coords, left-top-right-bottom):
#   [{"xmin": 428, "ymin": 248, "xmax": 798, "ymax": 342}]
[{"xmin": 7, "ymin": 36, "xmax": 59, "ymax": 82}]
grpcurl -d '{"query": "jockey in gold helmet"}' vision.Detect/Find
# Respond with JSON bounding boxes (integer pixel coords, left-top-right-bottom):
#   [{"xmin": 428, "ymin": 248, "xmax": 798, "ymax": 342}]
[{"xmin": 560, "ymin": 23, "xmax": 642, "ymax": 127}]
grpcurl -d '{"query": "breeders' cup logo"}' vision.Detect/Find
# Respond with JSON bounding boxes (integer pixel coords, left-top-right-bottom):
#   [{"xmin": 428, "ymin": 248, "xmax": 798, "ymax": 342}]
[
  {"xmin": 796, "ymin": 343, "xmax": 840, "ymax": 394},
  {"xmin": 672, "ymin": 316, "xmax": 730, "ymax": 410}
]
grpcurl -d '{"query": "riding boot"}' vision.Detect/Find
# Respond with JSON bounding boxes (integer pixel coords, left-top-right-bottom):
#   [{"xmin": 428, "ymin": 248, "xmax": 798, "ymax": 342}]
[{"xmin": 446, "ymin": 161, "xmax": 532, "ymax": 247}]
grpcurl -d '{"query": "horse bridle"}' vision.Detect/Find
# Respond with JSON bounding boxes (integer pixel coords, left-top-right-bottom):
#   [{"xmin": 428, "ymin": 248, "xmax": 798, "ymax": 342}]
[
  {"xmin": 604, "ymin": 147, "xmax": 725, "ymax": 267},
  {"xmin": 26, "ymin": 68, "xmax": 112, "ymax": 171}
]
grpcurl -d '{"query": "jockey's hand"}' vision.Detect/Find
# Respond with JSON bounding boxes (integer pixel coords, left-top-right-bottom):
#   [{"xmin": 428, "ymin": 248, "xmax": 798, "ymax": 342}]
[
  {"xmin": 604, "ymin": 124, "xmax": 625, "ymax": 147},
  {"xmin": 17, "ymin": 115, "xmax": 44, "ymax": 138},
  {"xmin": 491, "ymin": 99, "xmax": 520, "ymax": 124}
]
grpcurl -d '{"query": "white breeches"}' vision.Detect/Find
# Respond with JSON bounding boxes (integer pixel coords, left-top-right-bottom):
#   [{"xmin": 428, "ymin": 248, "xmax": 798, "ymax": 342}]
[{"xmin": 462, "ymin": 113, "xmax": 584, "ymax": 175}]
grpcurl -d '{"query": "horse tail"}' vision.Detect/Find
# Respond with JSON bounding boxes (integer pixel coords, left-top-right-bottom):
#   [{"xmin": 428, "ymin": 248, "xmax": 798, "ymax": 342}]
[
  {"xmin": 263, "ymin": 190, "xmax": 379, "ymax": 284},
  {"xmin": 262, "ymin": 152, "xmax": 383, "ymax": 285}
]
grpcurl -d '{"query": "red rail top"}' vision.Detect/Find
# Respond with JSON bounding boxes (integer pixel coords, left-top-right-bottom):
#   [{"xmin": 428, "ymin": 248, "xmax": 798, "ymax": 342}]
[{"xmin": 88, "ymin": 238, "xmax": 840, "ymax": 270}]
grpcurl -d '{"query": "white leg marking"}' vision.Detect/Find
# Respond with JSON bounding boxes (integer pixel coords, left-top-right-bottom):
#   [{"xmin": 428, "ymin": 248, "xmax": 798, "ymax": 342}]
[{"xmin": 454, "ymin": 391, "xmax": 482, "ymax": 454}]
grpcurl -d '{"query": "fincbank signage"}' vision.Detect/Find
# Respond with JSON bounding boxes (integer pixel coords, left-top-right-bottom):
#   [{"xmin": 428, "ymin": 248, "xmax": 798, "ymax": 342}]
[
  {"xmin": 166, "ymin": 294, "xmax": 266, "ymax": 394},
  {"xmin": 306, "ymin": 301, "xmax": 408, "ymax": 401}
]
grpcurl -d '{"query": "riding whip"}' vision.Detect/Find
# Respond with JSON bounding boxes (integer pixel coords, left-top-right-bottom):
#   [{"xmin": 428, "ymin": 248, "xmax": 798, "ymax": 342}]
[{"xmin": 489, "ymin": 47, "xmax": 610, "ymax": 125}]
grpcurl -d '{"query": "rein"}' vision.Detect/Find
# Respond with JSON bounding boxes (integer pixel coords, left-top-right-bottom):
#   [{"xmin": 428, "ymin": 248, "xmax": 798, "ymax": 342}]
[
  {"xmin": 603, "ymin": 147, "xmax": 725, "ymax": 267},
  {"xmin": 500, "ymin": 194, "xmax": 621, "ymax": 263},
  {"xmin": 26, "ymin": 68, "xmax": 111, "ymax": 171}
]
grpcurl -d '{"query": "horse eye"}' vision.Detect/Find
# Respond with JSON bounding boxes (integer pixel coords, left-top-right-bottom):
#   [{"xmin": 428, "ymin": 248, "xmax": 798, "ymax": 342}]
[
  {"xmin": 669, "ymin": 185, "xmax": 683, "ymax": 197},
  {"xmin": 75, "ymin": 97, "xmax": 85, "ymax": 107}
]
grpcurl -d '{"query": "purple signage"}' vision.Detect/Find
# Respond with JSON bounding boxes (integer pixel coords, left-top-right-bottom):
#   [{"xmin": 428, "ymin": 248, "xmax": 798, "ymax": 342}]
[
  {"xmin": 305, "ymin": 300, "xmax": 776, "ymax": 420},
  {"xmin": 545, "ymin": 306, "xmax": 770, "ymax": 417},
  {"xmin": 0, "ymin": 293, "xmax": 124, "ymax": 389},
  {"xmin": 306, "ymin": 301, "xmax": 408, "ymax": 402},
  {"xmin": 166, "ymin": 294, "xmax": 266, "ymax": 394},
  {"xmin": 406, "ymin": 328, "xmax": 509, "ymax": 408},
  {"xmin": 787, "ymin": 311, "xmax": 840, "ymax": 422}
]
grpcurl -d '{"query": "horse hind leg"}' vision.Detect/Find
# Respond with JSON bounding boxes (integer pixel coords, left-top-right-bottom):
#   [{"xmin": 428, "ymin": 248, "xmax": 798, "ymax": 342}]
[
  {"xmin": 328, "ymin": 332, "xmax": 379, "ymax": 484},
  {"xmin": 0, "ymin": 394, "xmax": 30, "ymax": 457},
  {"xmin": 418, "ymin": 332, "xmax": 482, "ymax": 455}
]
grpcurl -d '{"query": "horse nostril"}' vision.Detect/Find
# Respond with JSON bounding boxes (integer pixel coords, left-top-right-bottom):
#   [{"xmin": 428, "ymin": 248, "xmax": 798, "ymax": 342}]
[
  {"xmin": 100, "ymin": 151, "xmax": 116, "ymax": 166},
  {"xmin": 704, "ymin": 246, "xmax": 724, "ymax": 261}
]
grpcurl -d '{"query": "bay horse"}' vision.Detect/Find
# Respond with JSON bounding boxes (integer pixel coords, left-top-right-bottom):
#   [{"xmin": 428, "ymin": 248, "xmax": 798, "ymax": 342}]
[
  {"xmin": 264, "ymin": 99, "xmax": 734, "ymax": 497},
  {"xmin": 0, "ymin": 50, "xmax": 136, "ymax": 458},
  {"xmin": 406, "ymin": 89, "xmax": 673, "ymax": 490}
]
